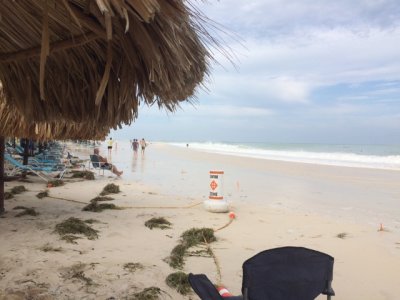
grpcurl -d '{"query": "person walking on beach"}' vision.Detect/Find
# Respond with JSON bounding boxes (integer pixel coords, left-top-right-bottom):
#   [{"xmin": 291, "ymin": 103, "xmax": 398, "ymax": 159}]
[
  {"xmin": 132, "ymin": 139, "xmax": 139, "ymax": 157},
  {"xmin": 140, "ymin": 138, "xmax": 147, "ymax": 156},
  {"xmin": 93, "ymin": 148, "xmax": 123, "ymax": 176},
  {"xmin": 107, "ymin": 137, "xmax": 113, "ymax": 155}
]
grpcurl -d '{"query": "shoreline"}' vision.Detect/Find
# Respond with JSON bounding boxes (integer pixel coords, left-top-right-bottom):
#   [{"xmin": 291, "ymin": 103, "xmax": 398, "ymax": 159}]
[{"xmin": 105, "ymin": 142, "xmax": 400, "ymax": 232}]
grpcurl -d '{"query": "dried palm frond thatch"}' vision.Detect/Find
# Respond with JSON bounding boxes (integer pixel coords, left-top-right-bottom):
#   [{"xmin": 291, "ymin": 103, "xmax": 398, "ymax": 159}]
[
  {"xmin": 0, "ymin": 100, "xmax": 110, "ymax": 139},
  {"xmin": 0, "ymin": 0, "xmax": 220, "ymax": 129}
]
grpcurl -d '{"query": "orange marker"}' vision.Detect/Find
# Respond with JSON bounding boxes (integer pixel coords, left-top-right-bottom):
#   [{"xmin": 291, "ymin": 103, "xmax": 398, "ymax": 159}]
[{"xmin": 217, "ymin": 286, "xmax": 233, "ymax": 297}]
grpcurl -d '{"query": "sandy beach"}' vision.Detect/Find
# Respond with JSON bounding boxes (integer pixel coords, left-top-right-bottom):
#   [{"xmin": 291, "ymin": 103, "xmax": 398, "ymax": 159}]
[{"xmin": 1, "ymin": 142, "xmax": 400, "ymax": 299}]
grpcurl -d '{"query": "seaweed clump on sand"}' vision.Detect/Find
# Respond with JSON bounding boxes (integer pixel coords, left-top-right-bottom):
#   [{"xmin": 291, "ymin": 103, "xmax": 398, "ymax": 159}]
[
  {"xmin": 48, "ymin": 180, "xmax": 64, "ymax": 187},
  {"xmin": 145, "ymin": 217, "xmax": 172, "ymax": 230},
  {"xmin": 123, "ymin": 262, "xmax": 144, "ymax": 273},
  {"xmin": 5, "ymin": 185, "xmax": 27, "ymax": 199},
  {"xmin": 13, "ymin": 206, "xmax": 38, "ymax": 217},
  {"xmin": 336, "ymin": 232, "xmax": 348, "ymax": 239},
  {"xmin": 91, "ymin": 196, "xmax": 114, "ymax": 202},
  {"xmin": 130, "ymin": 287, "xmax": 163, "ymax": 300},
  {"xmin": 11, "ymin": 185, "xmax": 27, "ymax": 194},
  {"xmin": 167, "ymin": 228, "xmax": 216, "ymax": 269},
  {"xmin": 82, "ymin": 201, "xmax": 119, "ymax": 212},
  {"xmin": 100, "ymin": 183, "xmax": 120, "ymax": 195},
  {"xmin": 63, "ymin": 263, "xmax": 95, "ymax": 286},
  {"xmin": 55, "ymin": 217, "xmax": 99, "ymax": 242},
  {"xmin": 36, "ymin": 190, "xmax": 49, "ymax": 199},
  {"xmin": 40, "ymin": 243, "xmax": 63, "ymax": 252},
  {"xmin": 4, "ymin": 192, "xmax": 14, "ymax": 199},
  {"xmin": 71, "ymin": 170, "xmax": 95, "ymax": 180},
  {"xmin": 165, "ymin": 272, "xmax": 191, "ymax": 295}
]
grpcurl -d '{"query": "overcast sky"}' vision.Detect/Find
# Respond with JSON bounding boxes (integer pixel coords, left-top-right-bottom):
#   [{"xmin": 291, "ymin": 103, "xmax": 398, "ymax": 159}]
[{"xmin": 112, "ymin": 0, "xmax": 400, "ymax": 144}]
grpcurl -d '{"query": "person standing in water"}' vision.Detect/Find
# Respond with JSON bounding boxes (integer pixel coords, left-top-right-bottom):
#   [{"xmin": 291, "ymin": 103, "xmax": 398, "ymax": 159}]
[
  {"xmin": 107, "ymin": 137, "xmax": 113, "ymax": 156},
  {"xmin": 132, "ymin": 139, "xmax": 139, "ymax": 157},
  {"xmin": 140, "ymin": 138, "xmax": 147, "ymax": 156}
]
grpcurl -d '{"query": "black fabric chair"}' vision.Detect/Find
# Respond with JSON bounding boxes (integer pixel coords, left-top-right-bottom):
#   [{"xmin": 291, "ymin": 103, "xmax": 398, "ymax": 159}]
[{"xmin": 189, "ymin": 246, "xmax": 335, "ymax": 300}]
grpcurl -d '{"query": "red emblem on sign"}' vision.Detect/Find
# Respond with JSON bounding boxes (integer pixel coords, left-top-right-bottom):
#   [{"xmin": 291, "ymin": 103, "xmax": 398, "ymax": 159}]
[{"xmin": 210, "ymin": 180, "xmax": 218, "ymax": 190}]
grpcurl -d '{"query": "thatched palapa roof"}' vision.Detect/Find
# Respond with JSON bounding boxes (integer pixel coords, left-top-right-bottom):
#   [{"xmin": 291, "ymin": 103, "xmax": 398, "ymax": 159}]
[
  {"xmin": 0, "ymin": 0, "xmax": 214, "ymax": 133},
  {"xmin": 0, "ymin": 100, "xmax": 109, "ymax": 140}
]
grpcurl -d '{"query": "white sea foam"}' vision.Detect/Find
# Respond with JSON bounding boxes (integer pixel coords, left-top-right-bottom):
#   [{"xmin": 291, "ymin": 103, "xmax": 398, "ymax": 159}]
[{"xmin": 170, "ymin": 142, "xmax": 400, "ymax": 170}]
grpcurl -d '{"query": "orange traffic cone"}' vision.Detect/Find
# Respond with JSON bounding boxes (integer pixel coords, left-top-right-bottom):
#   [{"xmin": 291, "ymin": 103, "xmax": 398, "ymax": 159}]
[{"xmin": 217, "ymin": 286, "xmax": 233, "ymax": 297}]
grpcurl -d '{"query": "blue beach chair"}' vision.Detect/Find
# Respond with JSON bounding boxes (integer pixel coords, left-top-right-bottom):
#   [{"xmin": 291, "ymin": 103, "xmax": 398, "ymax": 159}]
[{"xmin": 5, "ymin": 154, "xmax": 66, "ymax": 182}]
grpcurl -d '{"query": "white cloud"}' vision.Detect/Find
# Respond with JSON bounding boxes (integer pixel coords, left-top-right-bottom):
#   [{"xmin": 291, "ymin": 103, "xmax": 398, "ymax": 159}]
[
  {"xmin": 205, "ymin": 26, "xmax": 400, "ymax": 107},
  {"xmin": 182, "ymin": 105, "xmax": 274, "ymax": 118}
]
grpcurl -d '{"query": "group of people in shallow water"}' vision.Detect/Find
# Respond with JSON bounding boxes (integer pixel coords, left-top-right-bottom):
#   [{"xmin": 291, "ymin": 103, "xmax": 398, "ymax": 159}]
[
  {"xmin": 131, "ymin": 138, "xmax": 147, "ymax": 156},
  {"xmin": 91, "ymin": 138, "xmax": 148, "ymax": 177}
]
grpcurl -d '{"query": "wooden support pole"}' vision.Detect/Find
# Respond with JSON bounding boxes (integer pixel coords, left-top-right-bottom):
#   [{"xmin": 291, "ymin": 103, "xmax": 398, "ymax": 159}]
[
  {"xmin": 23, "ymin": 138, "xmax": 29, "ymax": 165},
  {"xmin": 0, "ymin": 136, "xmax": 5, "ymax": 214}
]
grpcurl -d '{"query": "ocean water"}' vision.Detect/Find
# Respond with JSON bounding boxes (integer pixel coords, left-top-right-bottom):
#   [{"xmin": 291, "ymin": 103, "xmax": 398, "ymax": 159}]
[{"xmin": 169, "ymin": 142, "xmax": 400, "ymax": 170}]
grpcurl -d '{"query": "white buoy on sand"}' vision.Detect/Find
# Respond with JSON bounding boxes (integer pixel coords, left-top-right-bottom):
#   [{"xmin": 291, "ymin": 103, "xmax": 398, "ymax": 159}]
[{"xmin": 204, "ymin": 170, "xmax": 229, "ymax": 213}]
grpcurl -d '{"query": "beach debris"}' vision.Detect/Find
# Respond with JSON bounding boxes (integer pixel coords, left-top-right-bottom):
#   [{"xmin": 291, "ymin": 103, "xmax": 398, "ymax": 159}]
[
  {"xmin": 100, "ymin": 183, "xmax": 120, "ymax": 195},
  {"xmin": 167, "ymin": 228, "xmax": 216, "ymax": 269},
  {"xmin": 4, "ymin": 185, "xmax": 27, "ymax": 199},
  {"xmin": 11, "ymin": 185, "xmax": 27, "ymax": 194},
  {"xmin": 82, "ymin": 201, "xmax": 120, "ymax": 212},
  {"xmin": 123, "ymin": 262, "xmax": 144, "ymax": 273},
  {"xmin": 336, "ymin": 232, "xmax": 348, "ymax": 239},
  {"xmin": 4, "ymin": 191, "xmax": 14, "ymax": 199},
  {"xmin": 55, "ymin": 217, "xmax": 99, "ymax": 242},
  {"xmin": 71, "ymin": 170, "xmax": 95, "ymax": 180},
  {"xmin": 0, "ymin": 285, "xmax": 51, "ymax": 300},
  {"xmin": 40, "ymin": 243, "xmax": 63, "ymax": 252},
  {"xmin": 187, "ymin": 248, "xmax": 211, "ymax": 258},
  {"xmin": 61, "ymin": 234, "xmax": 82, "ymax": 244},
  {"xmin": 91, "ymin": 196, "xmax": 115, "ymax": 202},
  {"xmin": 13, "ymin": 206, "xmax": 38, "ymax": 217},
  {"xmin": 181, "ymin": 228, "xmax": 216, "ymax": 247},
  {"xmin": 165, "ymin": 272, "xmax": 191, "ymax": 295},
  {"xmin": 145, "ymin": 217, "xmax": 172, "ymax": 230},
  {"xmin": 130, "ymin": 287, "xmax": 163, "ymax": 300},
  {"xmin": 36, "ymin": 190, "xmax": 49, "ymax": 199},
  {"xmin": 48, "ymin": 179, "xmax": 64, "ymax": 187},
  {"xmin": 62, "ymin": 263, "xmax": 95, "ymax": 286},
  {"xmin": 84, "ymin": 219, "xmax": 101, "ymax": 224},
  {"xmin": 72, "ymin": 271, "xmax": 95, "ymax": 286}
]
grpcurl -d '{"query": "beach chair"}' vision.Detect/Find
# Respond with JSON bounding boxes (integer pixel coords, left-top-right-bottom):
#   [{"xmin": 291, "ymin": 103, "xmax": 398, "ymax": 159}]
[
  {"xmin": 89, "ymin": 155, "xmax": 111, "ymax": 175},
  {"xmin": 5, "ymin": 154, "xmax": 66, "ymax": 182},
  {"xmin": 189, "ymin": 246, "xmax": 335, "ymax": 300}
]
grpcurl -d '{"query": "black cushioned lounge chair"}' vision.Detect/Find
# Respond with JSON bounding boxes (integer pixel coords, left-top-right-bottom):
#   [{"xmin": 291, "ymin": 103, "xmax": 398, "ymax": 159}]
[{"xmin": 189, "ymin": 246, "xmax": 335, "ymax": 300}]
